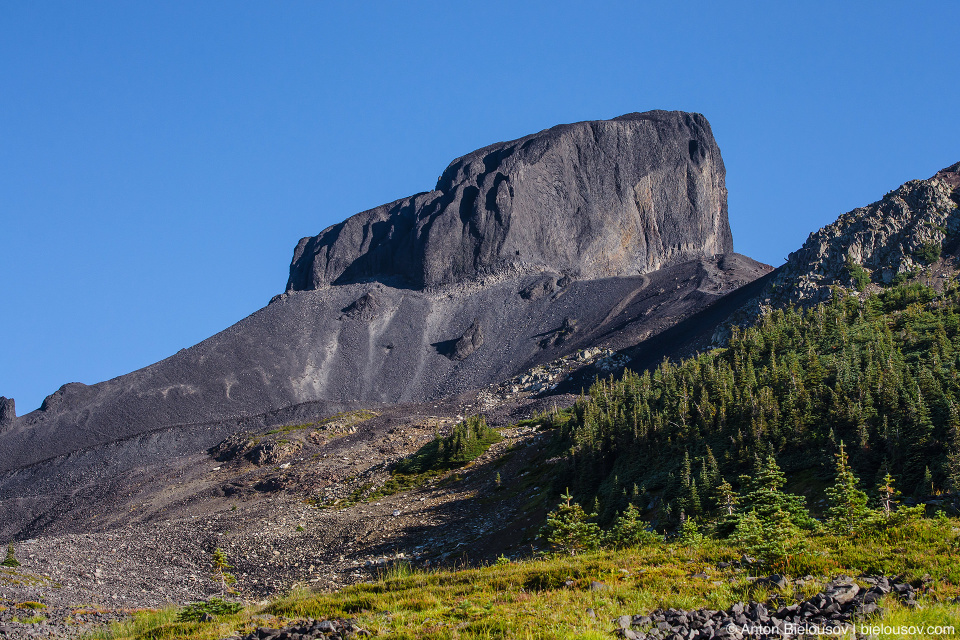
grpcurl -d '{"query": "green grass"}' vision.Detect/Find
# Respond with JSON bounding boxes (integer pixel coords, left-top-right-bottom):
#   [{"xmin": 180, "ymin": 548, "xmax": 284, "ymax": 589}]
[
  {"xmin": 88, "ymin": 518, "xmax": 960, "ymax": 640},
  {"xmin": 394, "ymin": 416, "xmax": 502, "ymax": 475},
  {"xmin": 316, "ymin": 416, "xmax": 503, "ymax": 508},
  {"xmin": 12, "ymin": 614, "xmax": 46, "ymax": 624},
  {"xmin": 263, "ymin": 410, "xmax": 378, "ymax": 436},
  {"xmin": 868, "ymin": 600, "xmax": 960, "ymax": 639}
]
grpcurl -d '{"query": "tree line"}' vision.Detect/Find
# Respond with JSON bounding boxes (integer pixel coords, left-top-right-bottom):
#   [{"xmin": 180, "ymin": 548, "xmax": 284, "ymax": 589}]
[{"xmin": 541, "ymin": 281, "xmax": 960, "ymax": 528}]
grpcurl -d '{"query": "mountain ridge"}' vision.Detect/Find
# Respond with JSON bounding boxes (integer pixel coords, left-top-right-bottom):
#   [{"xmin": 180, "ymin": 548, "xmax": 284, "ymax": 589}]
[{"xmin": 0, "ymin": 110, "xmax": 754, "ymax": 474}]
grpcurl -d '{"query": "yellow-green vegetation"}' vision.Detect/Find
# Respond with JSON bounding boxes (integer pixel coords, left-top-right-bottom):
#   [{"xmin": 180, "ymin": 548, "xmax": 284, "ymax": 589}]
[
  {"xmin": 84, "ymin": 606, "xmax": 258, "ymax": 640},
  {"xmin": 869, "ymin": 600, "xmax": 960, "ymax": 639},
  {"xmin": 264, "ymin": 410, "xmax": 378, "ymax": 436},
  {"xmin": 13, "ymin": 614, "xmax": 46, "ymax": 624},
  {"xmin": 316, "ymin": 416, "xmax": 502, "ymax": 508},
  {"xmin": 86, "ymin": 517, "xmax": 960, "ymax": 640},
  {"xmin": 0, "ymin": 565, "xmax": 53, "ymax": 587},
  {"xmin": 17, "ymin": 600, "xmax": 47, "ymax": 609}
]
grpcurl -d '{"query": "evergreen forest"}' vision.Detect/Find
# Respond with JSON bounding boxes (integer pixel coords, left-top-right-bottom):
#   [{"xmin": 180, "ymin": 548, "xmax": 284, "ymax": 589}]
[{"xmin": 544, "ymin": 281, "xmax": 960, "ymax": 528}]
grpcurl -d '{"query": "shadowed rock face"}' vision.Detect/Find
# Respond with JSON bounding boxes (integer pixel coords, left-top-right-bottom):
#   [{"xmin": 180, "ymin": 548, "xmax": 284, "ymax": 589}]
[
  {"xmin": 0, "ymin": 397, "xmax": 14, "ymax": 430},
  {"xmin": 287, "ymin": 110, "xmax": 732, "ymax": 291}
]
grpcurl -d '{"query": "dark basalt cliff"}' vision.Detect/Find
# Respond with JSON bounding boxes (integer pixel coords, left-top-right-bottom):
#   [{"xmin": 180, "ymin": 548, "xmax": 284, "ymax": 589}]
[
  {"xmin": 287, "ymin": 110, "xmax": 732, "ymax": 291},
  {"xmin": 0, "ymin": 111, "xmax": 760, "ymax": 474}
]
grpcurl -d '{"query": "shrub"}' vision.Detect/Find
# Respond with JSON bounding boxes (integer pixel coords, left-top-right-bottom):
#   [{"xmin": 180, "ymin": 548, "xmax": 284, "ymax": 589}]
[
  {"xmin": 846, "ymin": 257, "xmax": 871, "ymax": 291},
  {"xmin": 914, "ymin": 241, "xmax": 941, "ymax": 264},
  {"xmin": 879, "ymin": 281, "xmax": 935, "ymax": 312},
  {"xmin": 176, "ymin": 597, "xmax": 242, "ymax": 622},
  {"xmin": 395, "ymin": 416, "xmax": 501, "ymax": 475}
]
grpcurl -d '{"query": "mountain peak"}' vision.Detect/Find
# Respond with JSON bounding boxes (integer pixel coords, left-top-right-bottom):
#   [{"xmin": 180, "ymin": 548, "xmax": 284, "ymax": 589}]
[{"xmin": 287, "ymin": 110, "xmax": 733, "ymax": 292}]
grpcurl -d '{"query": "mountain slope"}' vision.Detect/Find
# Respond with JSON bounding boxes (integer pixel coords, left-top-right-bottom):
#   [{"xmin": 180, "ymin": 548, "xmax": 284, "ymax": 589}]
[{"xmin": 0, "ymin": 110, "xmax": 754, "ymax": 473}]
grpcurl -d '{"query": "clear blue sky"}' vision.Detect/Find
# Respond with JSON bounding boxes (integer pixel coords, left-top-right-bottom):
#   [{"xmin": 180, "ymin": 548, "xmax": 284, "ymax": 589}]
[{"xmin": 2, "ymin": 1, "xmax": 958, "ymax": 413}]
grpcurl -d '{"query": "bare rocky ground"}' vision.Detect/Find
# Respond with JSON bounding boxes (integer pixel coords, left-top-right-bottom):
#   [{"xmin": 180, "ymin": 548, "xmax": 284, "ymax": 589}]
[
  {"xmin": 0, "ymin": 370, "xmax": 589, "ymax": 638},
  {"xmin": 0, "ymin": 258, "xmax": 773, "ymax": 639}
]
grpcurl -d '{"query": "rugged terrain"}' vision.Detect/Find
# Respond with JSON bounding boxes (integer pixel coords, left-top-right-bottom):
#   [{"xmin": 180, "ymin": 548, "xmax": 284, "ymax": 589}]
[
  {"xmin": 4, "ymin": 113, "xmax": 957, "ymax": 638},
  {"xmin": 0, "ymin": 110, "xmax": 740, "ymax": 476},
  {"xmin": 748, "ymin": 161, "xmax": 960, "ymax": 312},
  {"xmin": 0, "ymin": 108, "xmax": 773, "ymax": 637}
]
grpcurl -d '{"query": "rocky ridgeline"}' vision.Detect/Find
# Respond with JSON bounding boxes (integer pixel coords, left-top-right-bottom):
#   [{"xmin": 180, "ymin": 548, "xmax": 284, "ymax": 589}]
[
  {"xmin": 613, "ymin": 575, "xmax": 920, "ymax": 640},
  {"xmin": 757, "ymin": 162, "xmax": 960, "ymax": 309}
]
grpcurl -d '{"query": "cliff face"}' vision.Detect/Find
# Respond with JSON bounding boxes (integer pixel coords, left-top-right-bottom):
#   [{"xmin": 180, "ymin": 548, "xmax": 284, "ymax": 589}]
[
  {"xmin": 759, "ymin": 162, "xmax": 960, "ymax": 307},
  {"xmin": 287, "ymin": 111, "xmax": 733, "ymax": 291}
]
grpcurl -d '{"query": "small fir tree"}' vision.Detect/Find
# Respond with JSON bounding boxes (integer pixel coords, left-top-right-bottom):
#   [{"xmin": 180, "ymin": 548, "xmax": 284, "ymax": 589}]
[
  {"xmin": 739, "ymin": 455, "xmax": 815, "ymax": 530},
  {"xmin": 877, "ymin": 472, "xmax": 900, "ymax": 518},
  {"xmin": 948, "ymin": 409, "xmax": 960, "ymax": 493},
  {"xmin": 2, "ymin": 543, "xmax": 19, "ymax": 568},
  {"xmin": 211, "ymin": 548, "xmax": 237, "ymax": 595},
  {"xmin": 540, "ymin": 489, "xmax": 601, "ymax": 555},
  {"xmin": 920, "ymin": 466, "xmax": 934, "ymax": 496},
  {"xmin": 606, "ymin": 503, "xmax": 659, "ymax": 548},
  {"xmin": 714, "ymin": 478, "xmax": 739, "ymax": 535},
  {"xmin": 732, "ymin": 509, "xmax": 799, "ymax": 567},
  {"xmin": 825, "ymin": 441, "xmax": 871, "ymax": 533},
  {"xmin": 678, "ymin": 518, "xmax": 704, "ymax": 546}
]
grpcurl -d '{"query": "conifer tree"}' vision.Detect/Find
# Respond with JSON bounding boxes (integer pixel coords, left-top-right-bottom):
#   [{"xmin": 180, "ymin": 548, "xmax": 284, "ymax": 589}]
[
  {"xmin": 948, "ymin": 404, "xmax": 960, "ymax": 493},
  {"xmin": 948, "ymin": 428, "xmax": 960, "ymax": 494},
  {"xmin": 607, "ymin": 503, "xmax": 659, "ymax": 548},
  {"xmin": 541, "ymin": 489, "xmax": 601, "ymax": 555},
  {"xmin": 877, "ymin": 472, "xmax": 900, "ymax": 518},
  {"xmin": 211, "ymin": 548, "xmax": 237, "ymax": 595},
  {"xmin": 739, "ymin": 455, "xmax": 814, "ymax": 529},
  {"xmin": 2, "ymin": 543, "xmax": 19, "ymax": 568},
  {"xmin": 732, "ymin": 509, "xmax": 798, "ymax": 567},
  {"xmin": 678, "ymin": 517, "xmax": 704, "ymax": 546},
  {"xmin": 825, "ymin": 441, "xmax": 870, "ymax": 533}
]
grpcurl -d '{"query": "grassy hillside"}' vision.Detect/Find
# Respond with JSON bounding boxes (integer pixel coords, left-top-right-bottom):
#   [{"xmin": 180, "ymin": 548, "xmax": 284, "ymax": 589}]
[
  {"xmin": 85, "ymin": 279, "xmax": 960, "ymax": 639},
  {"xmin": 89, "ymin": 516, "xmax": 960, "ymax": 639}
]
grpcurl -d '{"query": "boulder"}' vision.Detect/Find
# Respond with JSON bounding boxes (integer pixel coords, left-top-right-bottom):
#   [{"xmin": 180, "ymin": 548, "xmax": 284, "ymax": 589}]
[{"xmin": 449, "ymin": 319, "xmax": 483, "ymax": 361}]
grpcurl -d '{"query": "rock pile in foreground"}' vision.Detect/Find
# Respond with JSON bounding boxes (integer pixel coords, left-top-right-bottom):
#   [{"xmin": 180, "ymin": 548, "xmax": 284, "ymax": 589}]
[
  {"xmin": 224, "ymin": 617, "xmax": 370, "ymax": 640},
  {"xmin": 614, "ymin": 575, "xmax": 919, "ymax": 639}
]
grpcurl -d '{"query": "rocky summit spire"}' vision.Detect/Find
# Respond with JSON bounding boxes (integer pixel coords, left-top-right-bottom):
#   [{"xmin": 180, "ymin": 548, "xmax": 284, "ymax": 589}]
[
  {"xmin": 287, "ymin": 110, "xmax": 733, "ymax": 292},
  {"xmin": 0, "ymin": 397, "xmax": 14, "ymax": 431}
]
